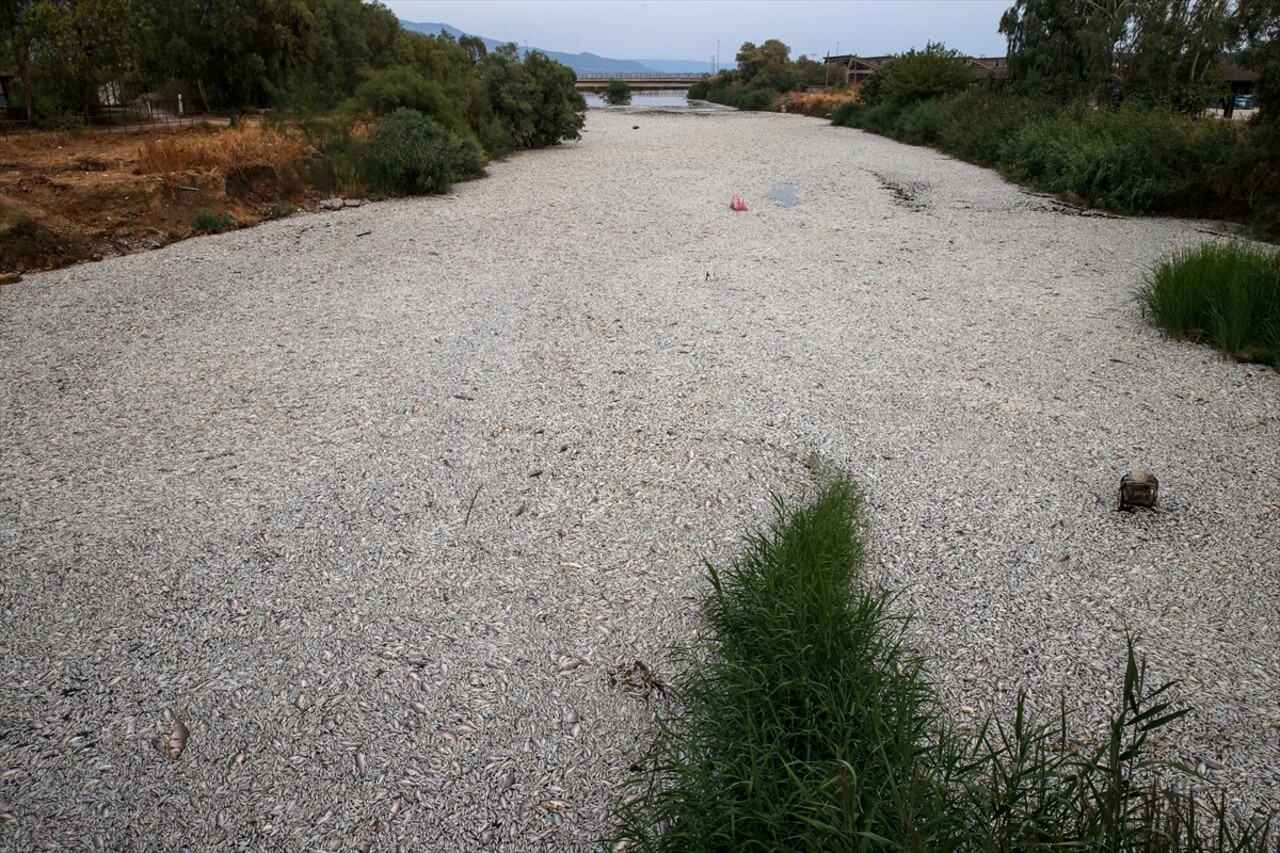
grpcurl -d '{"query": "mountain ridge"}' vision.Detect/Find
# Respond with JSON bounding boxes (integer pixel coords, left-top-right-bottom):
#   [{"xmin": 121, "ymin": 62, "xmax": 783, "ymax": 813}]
[{"xmin": 398, "ymin": 20, "xmax": 712, "ymax": 75}]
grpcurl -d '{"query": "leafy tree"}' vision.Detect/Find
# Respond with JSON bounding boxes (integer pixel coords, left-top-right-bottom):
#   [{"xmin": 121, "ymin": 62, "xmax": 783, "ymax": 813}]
[
  {"xmin": 347, "ymin": 65, "xmax": 469, "ymax": 135},
  {"xmin": 483, "ymin": 46, "xmax": 584, "ymax": 149},
  {"xmin": 1000, "ymin": 0, "xmax": 1237, "ymax": 107},
  {"xmin": 602, "ymin": 78, "xmax": 632, "ymax": 105},
  {"xmin": 1000, "ymin": 0, "xmax": 1092, "ymax": 101},
  {"xmin": 878, "ymin": 42, "xmax": 973, "ymax": 106},
  {"xmin": 735, "ymin": 39, "xmax": 797, "ymax": 91},
  {"xmin": 1237, "ymin": 0, "xmax": 1280, "ymax": 121}
]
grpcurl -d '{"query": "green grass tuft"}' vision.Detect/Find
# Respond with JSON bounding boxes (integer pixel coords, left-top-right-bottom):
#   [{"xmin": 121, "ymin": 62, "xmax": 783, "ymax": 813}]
[
  {"xmin": 1144, "ymin": 241, "xmax": 1280, "ymax": 367},
  {"xmin": 192, "ymin": 209, "xmax": 237, "ymax": 234}
]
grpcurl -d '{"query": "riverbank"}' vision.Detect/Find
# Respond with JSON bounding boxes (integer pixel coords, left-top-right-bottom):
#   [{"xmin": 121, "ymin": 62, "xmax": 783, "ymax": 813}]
[{"xmin": 1, "ymin": 109, "xmax": 1276, "ymax": 849}]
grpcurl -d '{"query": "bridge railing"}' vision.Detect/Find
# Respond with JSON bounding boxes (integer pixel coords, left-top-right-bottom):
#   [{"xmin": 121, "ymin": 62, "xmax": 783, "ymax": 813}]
[{"xmin": 574, "ymin": 72, "xmax": 710, "ymax": 81}]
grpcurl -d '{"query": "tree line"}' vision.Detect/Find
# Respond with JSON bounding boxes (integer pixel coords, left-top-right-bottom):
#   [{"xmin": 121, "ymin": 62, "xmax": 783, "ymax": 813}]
[
  {"xmin": 998, "ymin": 0, "xmax": 1277, "ymax": 113},
  {"xmin": 0, "ymin": 0, "xmax": 585, "ymax": 157}
]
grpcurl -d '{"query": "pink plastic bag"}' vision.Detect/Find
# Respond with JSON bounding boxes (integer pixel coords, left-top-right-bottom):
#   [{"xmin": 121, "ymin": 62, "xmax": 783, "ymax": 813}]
[{"xmin": 730, "ymin": 194, "xmax": 748, "ymax": 212}]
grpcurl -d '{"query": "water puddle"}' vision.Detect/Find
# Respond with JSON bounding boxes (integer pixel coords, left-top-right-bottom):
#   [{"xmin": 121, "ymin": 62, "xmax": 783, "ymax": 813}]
[{"xmin": 768, "ymin": 183, "xmax": 800, "ymax": 208}]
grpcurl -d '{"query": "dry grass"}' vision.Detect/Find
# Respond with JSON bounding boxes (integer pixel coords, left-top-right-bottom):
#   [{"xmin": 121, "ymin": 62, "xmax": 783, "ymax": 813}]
[
  {"xmin": 780, "ymin": 90, "xmax": 861, "ymax": 118},
  {"xmin": 136, "ymin": 124, "xmax": 311, "ymax": 174},
  {"xmin": 0, "ymin": 131, "xmax": 77, "ymax": 160}
]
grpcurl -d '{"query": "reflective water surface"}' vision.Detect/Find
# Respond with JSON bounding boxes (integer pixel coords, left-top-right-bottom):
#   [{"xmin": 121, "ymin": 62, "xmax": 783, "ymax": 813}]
[{"xmin": 583, "ymin": 89, "xmax": 690, "ymax": 109}]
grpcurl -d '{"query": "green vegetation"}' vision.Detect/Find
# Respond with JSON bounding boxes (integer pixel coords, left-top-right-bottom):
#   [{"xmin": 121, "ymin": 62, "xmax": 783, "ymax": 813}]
[
  {"xmin": 364, "ymin": 107, "xmax": 484, "ymax": 196},
  {"xmin": 603, "ymin": 78, "xmax": 633, "ymax": 106},
  {"xmin": 192, "ymin": 210, "xmax": 237, "ymax": 234},
  {"xmin": 689, "ymin": 39, "xmax": 830, "ymax": 110},
  {"xmin": 0, "ymin": 0, "xmax": 585, "ymax": 199},
  {"xmin": 1145, "ymin": 241, "xmax": 1280, "ymax": 367},
  {"xmin": 830, "ymin": 0, "xmax": 1280, "ymax": 236},
  {"xmin": 613, "ymin": 476, "xmax": 1276, "ymax": 851}
]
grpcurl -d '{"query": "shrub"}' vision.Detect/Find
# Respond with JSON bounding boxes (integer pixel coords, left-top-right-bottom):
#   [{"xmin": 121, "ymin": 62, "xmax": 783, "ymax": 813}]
[
  {"xmin": 365, "ymin": 107, "xmax": 485, "ymax": 196},
  {"xmin": 687, "ymin": 79, "xmax": 711, "ymax": 100},
  {"xmin": 879, "ymin": 42, "xmax": 973, "ymax": 108},
  {"xmin": 347, "ymin": 66, "xmax": 470, "ymax": 137},
  {"xmin": 192, "ymin": 210, "xmax": 236, "ymax": 234},
  {"xmin": 935, "ymin": 89, "xmax": 1050, "ymax": 167},
  {"xmin": 734, "ymin": 87, "xmax": 775, "ymax": 111},
  {"xmin": 1144, "ymin": 241, "xmax": 1280, "ymax": 366},
  {"xmin": 602, "ymin": 78, "xmax": 632, "ymax": 106},
  {"xmin": 896, "ymin": 97, "xmax": 943, "ymax": 145},
  {"xmin": 614, "ymin": 480, "xmax": 952, "ymax": 849}
]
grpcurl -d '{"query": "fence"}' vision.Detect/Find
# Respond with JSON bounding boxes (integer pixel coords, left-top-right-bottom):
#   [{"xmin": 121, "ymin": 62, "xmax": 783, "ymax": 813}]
[{"xmin": 0, "ymin": 99, "xmax": 232, "ymax": 138}]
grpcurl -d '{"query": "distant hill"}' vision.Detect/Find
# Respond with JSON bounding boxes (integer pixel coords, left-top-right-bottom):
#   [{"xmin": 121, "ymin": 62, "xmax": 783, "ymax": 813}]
[{"xmin": 398, "ymin": 20, "xmax": 711, "ymax": 75}]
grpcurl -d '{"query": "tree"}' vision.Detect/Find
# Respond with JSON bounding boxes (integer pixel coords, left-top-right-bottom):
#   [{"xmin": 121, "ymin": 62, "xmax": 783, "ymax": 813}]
[
  {"xmin": 999, "ymin": 0, "xmax": 1092, "ymax": 100},
  {"xmin": 878, "ymin": 42, "xmax": 973, "ymax": 106},
  {"xmin": 1000, "ymin": 0, "xmax": 1238, "ymax": 107},
  {"xmin": 482, "ymin": 46, "xmax": 584, "ymax": 149},
  {"xmin": 735, "ymin": 39, "xmax": 796, "ymax": 91},
  {"xmin": 1237, "ymin": 0, "xmax": 1280, "ymax": 121},
  {"xmin": 602, "ymin": 78, "xmax": 632, "ymax": 105}
]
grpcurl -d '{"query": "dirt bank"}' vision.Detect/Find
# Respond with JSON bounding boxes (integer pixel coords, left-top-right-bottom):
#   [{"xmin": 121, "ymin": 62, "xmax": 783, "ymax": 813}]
[{"xmin": 0, "ymin": 123, "xmax": 321, "ymax": 277}]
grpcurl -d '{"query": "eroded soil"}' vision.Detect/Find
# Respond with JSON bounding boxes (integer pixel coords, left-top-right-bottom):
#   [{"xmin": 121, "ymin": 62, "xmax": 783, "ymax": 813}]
[{"xmin": 0, "ymin": 124, "xmax": 319, "ymax": 278}]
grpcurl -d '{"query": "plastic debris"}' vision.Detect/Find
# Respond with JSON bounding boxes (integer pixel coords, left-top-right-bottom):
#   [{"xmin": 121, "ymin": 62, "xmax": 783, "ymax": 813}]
[{"xmin": 730, "ymin": 195, "xmax": 748, "ymax": 212}]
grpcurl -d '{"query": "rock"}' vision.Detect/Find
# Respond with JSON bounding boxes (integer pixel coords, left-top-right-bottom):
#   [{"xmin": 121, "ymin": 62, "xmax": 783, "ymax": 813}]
[
  {"xmin": 1117, "ymin": 468, "xmax": 1158, "ymax": 510},
  {"xmin": 0, "ymin": 272, "xmax": 22, "ymax": 285},
  {"xmin": 343, "ymin": 198, "xmax": 365, "ymax": 208},
  {"xmin": 319, "ymin": 198, "xmax": 344, "ymax": 211}
]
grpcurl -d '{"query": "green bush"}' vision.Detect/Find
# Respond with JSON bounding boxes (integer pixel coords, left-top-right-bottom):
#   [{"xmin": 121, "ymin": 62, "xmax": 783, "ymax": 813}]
[
  {"xmin": 997, "ymin": 104, "xmax": 1240, "ymax": 215},
  {"xmin": 734, "ymin": 87, "xmax": 775, "ymax": 111},
  {"xmin": 615, "ymin": 480, "xmax": 951, "ymax": 849},
  {"xmin": 831, "ymin": 100, "xmax": 902, "ymax": 136},
  {"xmin": 347, "ymin": 66, "xmax": 470, "ymax": 136},
  {"xmin": 192, "ymin": 210, "xmax": 236, "ymax": 234},
  {"xmin": 687, "ymin": 79, "xmax": 710, "ymax": 100},
  {"xmin": 896, "ymin": 97, "xmax": 943, "ymax": 145},
  {"xmin": 935, "ymin": 89, "xmax": 1051, "ymax": 167},
  {"xmin": 836, "ymin": 86, "xmax": 1279, "ymax": 233},
  {"xmin": 365, "ymin": 107, "xmax": 485, "ymax": 196},
  {"xmin": 879, "ymin": 42, "xmax": 973, "ymax": 108},
  {"xmin": 602, "ymin": 78, "xmax": 632, "ymax": 106},
  {"xmin": 1144, "ymin": 241, "xmax": 1280, "ymax": 366}
]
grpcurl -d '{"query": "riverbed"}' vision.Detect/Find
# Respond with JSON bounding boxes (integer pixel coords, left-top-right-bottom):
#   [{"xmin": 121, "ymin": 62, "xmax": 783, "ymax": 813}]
[{"xmin": 1, "ymin": 108, "xmax": 1277, "ymax": 849}]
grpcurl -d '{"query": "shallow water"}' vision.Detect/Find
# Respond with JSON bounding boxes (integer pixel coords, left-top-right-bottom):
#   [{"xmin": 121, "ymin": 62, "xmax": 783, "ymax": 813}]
[
  {"xmin": 767, "ymin": 183, "xmax": 800, "ymax": 208},
  {"xmin": 583, "ymin": 88, "xmax": 689, "ymax": 109}
]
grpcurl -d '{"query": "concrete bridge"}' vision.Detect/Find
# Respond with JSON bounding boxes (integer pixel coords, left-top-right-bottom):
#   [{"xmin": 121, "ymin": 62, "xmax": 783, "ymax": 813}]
[{"xmin": 574, "ymin": 73, "xmax": 708, "ymax": 91}]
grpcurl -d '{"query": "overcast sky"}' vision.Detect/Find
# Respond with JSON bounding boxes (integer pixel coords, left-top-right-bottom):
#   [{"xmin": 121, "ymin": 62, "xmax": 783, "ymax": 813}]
[{"xmin": 383, "ymin": 1, "xmax": 1013, "ymax": 62}]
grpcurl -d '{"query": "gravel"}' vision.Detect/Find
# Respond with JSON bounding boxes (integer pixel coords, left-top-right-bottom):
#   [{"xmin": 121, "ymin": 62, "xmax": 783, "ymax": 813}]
[{"xmin": 2, "ymin": 107, "xmax": 1278, "ymax": 849}]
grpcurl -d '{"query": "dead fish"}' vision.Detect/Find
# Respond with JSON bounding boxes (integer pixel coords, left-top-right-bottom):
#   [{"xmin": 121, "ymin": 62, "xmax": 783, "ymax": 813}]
[
  {"xmin": 228, "ymin": 751, "xmax": 248, "ymax": 770},
  {"xmin": 355, "ymin": 751, "xmax": 368, "ymax": 778},
  {"xmin": 165, "ymin": 720, "xmax": 190, "ymax": 760},
  {"xmin": 499, "ymin": 770, "xmax": 515, "ymax": 792}
]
